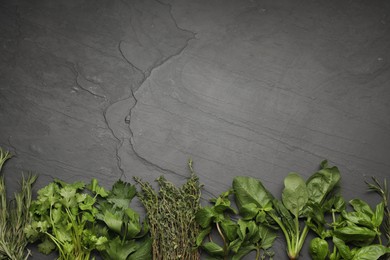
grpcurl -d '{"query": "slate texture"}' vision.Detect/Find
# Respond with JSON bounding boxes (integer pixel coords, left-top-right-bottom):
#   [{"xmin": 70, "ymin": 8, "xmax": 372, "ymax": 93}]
[{"xmin": 0, "ymin": 0, "xmax": 389, "ymax": 259}]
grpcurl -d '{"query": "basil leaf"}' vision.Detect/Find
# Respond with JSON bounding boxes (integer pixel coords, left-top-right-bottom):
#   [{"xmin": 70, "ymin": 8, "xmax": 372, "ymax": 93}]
[
  {"xmin": 342, "ymin": 211, "xmax": 373, "ymax": 228},
  {"xmin": 352, "ymin": 244, "xmax": 390, "ymax": 260},
  {"xmin": 349, "ymin": 199, "xmax": 374, "ymax": 218},
  {"xmin": 282, "ymin": 172, "xmax": 308, "ymax": 217},
  {"xmin": 372, "ymin": 201, "xmax": 384, "ymax": 228},
  {"xmin": 333, "ymin": 225, "xmax": 376, "ymax": 245},
  {"xmin": 333, "ymin": 236, "xmax": 352, "ymax": 260},
  {"xmin": 309, "ymin": 237, "xmax": 329, "ymax": 260}
]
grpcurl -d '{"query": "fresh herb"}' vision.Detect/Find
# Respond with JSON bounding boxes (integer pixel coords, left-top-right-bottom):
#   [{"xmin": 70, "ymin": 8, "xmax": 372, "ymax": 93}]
[
  {"xmin": 134, "ymin": 160, "xmax": 202, "ymax": 260},
  {"xmin": 309, "ymin": 195, "xmax": 390, "ymax": 260},
  {"xmin": 233, "ymin": 160, "xmax": 341, "ymax": 260},
  {"xmin": 90, "ymin": 179, "xmax": 152, "ymax": 260},
  {"xmin": 366, "ymin": 177, "xmax": 389, "ymax": 247},
  {"xmin": 0, "ymin": 148, "xmax": 37, "ymax": 260},
  {"xmin": 306, "ymin": 176, "xmax": 390, "ymax": 260},
  {"xmin": 25, "ymin": 179, "xmax": 108, "ymax": 260},
  {"xmin": 196, "ymin": 188, "xmax": 276, "ymax": 259}
]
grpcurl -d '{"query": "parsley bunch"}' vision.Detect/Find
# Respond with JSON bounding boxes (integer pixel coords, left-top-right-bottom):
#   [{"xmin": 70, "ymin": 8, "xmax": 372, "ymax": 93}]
[{"xmin": 25, "ymin": 179, "xmax": 108, "ymax": 260}]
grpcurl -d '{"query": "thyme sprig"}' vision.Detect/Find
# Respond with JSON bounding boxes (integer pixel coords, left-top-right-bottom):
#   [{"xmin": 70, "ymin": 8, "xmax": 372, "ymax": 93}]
[{"xmin": 134, "ymin": 160, "xmax": 202, "ymax": 260}]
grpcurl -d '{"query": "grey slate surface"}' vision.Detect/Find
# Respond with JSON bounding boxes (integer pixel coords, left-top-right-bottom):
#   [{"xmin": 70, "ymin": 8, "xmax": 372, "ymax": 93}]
[{"xmin": 0, "ymin": 0, "xmax": 389, "ymax": 259}]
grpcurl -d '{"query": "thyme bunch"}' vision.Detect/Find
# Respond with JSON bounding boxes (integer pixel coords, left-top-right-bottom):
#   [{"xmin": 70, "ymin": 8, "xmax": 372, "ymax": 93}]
[
  {"xmin": 0, "ymin": 148, "xmax": 37, "ymax": 260},
  {"xmin": 134, "ymin": 160, "xmax": 202, "ymax": 260}
]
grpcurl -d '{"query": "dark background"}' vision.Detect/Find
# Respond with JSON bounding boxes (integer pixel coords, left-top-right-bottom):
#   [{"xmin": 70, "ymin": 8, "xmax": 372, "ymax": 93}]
[{"xmin": 1, "ymin": 0, "xmax": 389, "ymax": 259}]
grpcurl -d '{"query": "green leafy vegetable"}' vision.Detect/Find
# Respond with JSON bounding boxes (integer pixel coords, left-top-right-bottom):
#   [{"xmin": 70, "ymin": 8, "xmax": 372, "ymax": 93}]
[
  {"xmin": 234, "ymin": 161, "xmax": 341, "ymax": 260},
  {"xmin": 25, "ymin": 179, "xmax": 108, "ymax": 260},
  {"xmin": 196, "ymin": 180, "xmax": 276, "ymax": 259},
  {"xmin": 91, "ymin": 179, "xmax": 151, "ymax": 260},
  {"xmin": 310, "ymin": 237, "xmax": 329, "ymax": 260}
]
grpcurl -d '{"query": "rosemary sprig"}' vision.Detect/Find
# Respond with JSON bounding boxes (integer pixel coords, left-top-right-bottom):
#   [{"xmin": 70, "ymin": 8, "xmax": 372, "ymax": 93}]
[
  {"xmin": 366, "ymin": 177, "xmax": 389, "ymax": 246},
  {"xmin": 0, "ymin": 148, "xmax": 37, "ymax": 260},
  {"xmin": 134, "ymin": 160, "xmax": 202, "ymax": 260}
]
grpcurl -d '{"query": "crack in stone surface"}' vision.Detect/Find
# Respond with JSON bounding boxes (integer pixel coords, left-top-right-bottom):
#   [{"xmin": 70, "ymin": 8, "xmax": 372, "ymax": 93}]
[
  {"xmin": 104, "ymin": 0, "xmax": 196, "ymax": 179},
  {"xmin": 66, "ymin": 63, "xmax": 108, "ymax": 100}
]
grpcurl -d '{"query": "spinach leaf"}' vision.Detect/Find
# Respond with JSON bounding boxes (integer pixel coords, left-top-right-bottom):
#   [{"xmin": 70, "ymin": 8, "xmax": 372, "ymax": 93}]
[
  {"xmin": 306, "ymin": 162, "xmax": 341, "ymax": 205},
  {"xmin": 282, "ymin": 172, "xmax": 308, "ymax": 217}
]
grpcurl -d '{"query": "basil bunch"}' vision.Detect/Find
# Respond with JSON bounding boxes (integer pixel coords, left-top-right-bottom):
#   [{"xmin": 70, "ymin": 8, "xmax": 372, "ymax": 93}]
[{"xmin": 309, "ymin": 190, "xmax": 389, "ymax": 259}]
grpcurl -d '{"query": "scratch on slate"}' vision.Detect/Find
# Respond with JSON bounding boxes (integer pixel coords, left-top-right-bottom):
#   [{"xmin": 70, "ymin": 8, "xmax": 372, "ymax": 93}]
[{"xmin": 104, "ymin": 0, "xmax": 196, "ymax": 179}]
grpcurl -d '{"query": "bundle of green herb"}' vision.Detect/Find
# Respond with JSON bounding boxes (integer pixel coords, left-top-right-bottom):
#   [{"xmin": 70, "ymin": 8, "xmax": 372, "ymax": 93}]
[
  {"xmin": 0, "ymin": 148, "xmax": 37, "ymax": 260},
  {"xmin": 195, "ymin": 189, "xmax": 277, "ymax": 260},
  {"xmin": 232, "ymin": 161, "xmax": 341, "ymax": 260},
  {"xmin": 90, "ymin": 179, "xmax": 152, "ymax": 260},
  {"xmin": 134, "ymin": 160, "xmax": 202, "ymax": 260},
  {"xmin": 24, "ymin": 179, "xmax": 108, "ymax": 260},
  {"xmin": 366, "ymin": 177, "xmax": 389, "ymax": 247}
]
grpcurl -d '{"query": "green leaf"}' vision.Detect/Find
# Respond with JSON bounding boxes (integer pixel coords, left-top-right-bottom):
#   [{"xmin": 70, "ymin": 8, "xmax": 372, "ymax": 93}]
[
  {"xmin": 334, "ymin": 225, "xmax": 376, "ymax": 245},
  {"xmin": 55, "ymin": 179, "xmax": 85, "ymax": 190},
  {"xmin": 272, "ymin": 199, "xmax": 295, "ymax": 234},
  {"xmin": 372, "ymin": 201, "xmax": 384, "ymax": 228},
  {"xmin": 37, "ymin": 238, "xmax": 56, "ymax": 255},
  {"xmin": 333, "ymin": 236, "xmax": 352, "ymax": 260},
  {"xmin": 101, "ymin": 210, "xmax": 123, "ymax": 234},
  {"xmin": 237, "ymin": 219, "xmax": 257, "ymax": 241},
  {"xmin": 202, "ymin": 242, "xmax": 225, "ymax": 257},
  {"xmin": 107, "ymin": 180, "xmax": 136, "ymax": 209},
  {"xmin": 101, "ymin": 237, "xmax": 136, "ymax": 259},
  {"xmin": 196, "ymin": 227, "xmax": 212, "ymax": 247},
  {"xmin": 239, "ymin": 203, "xmax": 260, "ymax": 220},
  {"xmin": 220, "ymin": 219, "xmax": 238, "ymax": 241},
  {"xmin": 59, "ymin": 186, "xmax": 77, "ymax": 207},
  {"xmin": 196, "ymin": 207, "xmax": 216, "ymax": 228},
  {"xmin": 306, "ymin": 165, "xmax": 341, "ymax": 205},
  {"xmin": 229, "ymin": 238, "xmax": 243, "ymax": 253},
  {"xmin": 282, "ymin": 172, "xmax": 308, "ymax": 217},
  {"xmin": 87, "ymin": 178, "xmax": 109, "ymax": 198},
  {"xmin": 333, "ymin": 195, "xmax": 346, "ymax": 212},
  {"xmin": 352, "ymin": 245, "xmax": 390, "ymax": 260},
  {"xmin": 79, "ymin": 195, "xmax": 95, "ymax": 211},
  {"xmin": 128, "ymin": 237, "xmax": 152, "ymax": 260},
  {"xmin": 342, "ymin": 212, "xmax": 373, "ymax": 228},
  {"xmin": 258, "ymin": 225, "xmax": 277, "ymax": 249},
  {"xmin": 233, "ymin": 176, "xmax": 274, "ymax": 210},
  {"xmin": 231, "ymin": 244, "xmax": 256, "ymax": 260},
  {"xmin": 349, "ymin": 199, "xmax": 374, "ymax": 218},
  {"xmin": 309, "ymin": 237, "xmax": 329, "ymax": 260}
]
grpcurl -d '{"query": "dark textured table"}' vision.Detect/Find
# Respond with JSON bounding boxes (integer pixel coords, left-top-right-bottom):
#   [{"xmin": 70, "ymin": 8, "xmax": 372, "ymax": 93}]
[{"xmin": 1, "ymin": 0, "xmax": 389, "ymax": 259}]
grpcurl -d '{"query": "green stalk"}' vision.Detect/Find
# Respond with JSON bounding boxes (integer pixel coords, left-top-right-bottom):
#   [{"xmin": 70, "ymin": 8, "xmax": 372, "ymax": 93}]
[
  {"xmin": 269, "ymin": 213, "xmax": 293, "ymax": 257},
  {"xmin": 216, "ymin": 222, "xmax": 228, "ymax": 259}
]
